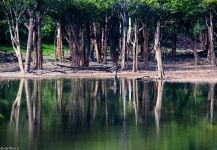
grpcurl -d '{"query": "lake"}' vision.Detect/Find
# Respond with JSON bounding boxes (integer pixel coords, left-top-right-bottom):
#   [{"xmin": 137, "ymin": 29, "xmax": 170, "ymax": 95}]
[{"xmin": 0, "ymin": 79, "xmax": 217, "ymax": 150}]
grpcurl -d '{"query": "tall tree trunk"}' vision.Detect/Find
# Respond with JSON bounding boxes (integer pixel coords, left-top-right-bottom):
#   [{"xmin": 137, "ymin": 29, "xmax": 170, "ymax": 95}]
[
  {"xmin": 37, "ymin": 13, "xmax": 43, "ymax": 69},
  {"xmin": 25, "ymin": 10, "xmax": 35, "ymax": 72},
  {"xmin": 154, "ymin": 21, "xmax": 164, "ymax": 78},
  {"xmin": 79, "ymin": 28, "xmax": 85, "ymax": 66},
  {"xmin": 92, "ymin": 22, "xmax": 101, "ymax": 63},
  {"xmin": 126, "ymin": 18, "xmax": 132, "ymax": 68},
  {"xmin": 56, "ymin": 23, "xmax": 64, "ymax": 62},
  {"xmin": 121, "ymin": 0, "xmax": 127, "ymax": 71},
  {"xmin": 33, "ymin": 16, "xmax": 38, "ymax": 69},
  {"xmin": 85, "ymin": 22, "xmax": 91, "ymax": 67},
  {"xmin": 6, "ymin": 6, "xmax": 25, "ymax": 74},
  {"xmin": 142, "ymin": 21, "xmax": 149, "ymax": 70},
  {"xmin": 132, "ymin": 19, "xmax": 138, "ymax": 72},
  {"xmin": 208, "ymin": 12, "xmax": 216, "ymax": 66},
  {"xmin": 103, "ymin": 19, "xmax": 108, "ymax": 63}
]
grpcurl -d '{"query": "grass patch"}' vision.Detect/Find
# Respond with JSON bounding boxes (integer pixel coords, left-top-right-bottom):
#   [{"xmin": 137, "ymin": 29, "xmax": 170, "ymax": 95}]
[{"xmin": 0, "ymin": 43, "xmax": 69, "ymax": 60}]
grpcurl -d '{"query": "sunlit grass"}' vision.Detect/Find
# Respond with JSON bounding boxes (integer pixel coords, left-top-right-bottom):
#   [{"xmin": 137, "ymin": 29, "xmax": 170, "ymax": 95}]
[{"xmin": 0, "ymin": 43, "xmax": 69, "ymax": 60}]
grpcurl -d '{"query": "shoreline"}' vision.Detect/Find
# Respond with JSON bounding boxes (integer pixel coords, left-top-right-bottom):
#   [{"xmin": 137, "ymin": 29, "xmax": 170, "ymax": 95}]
[
  {"xmin": 1, "ymin": 61, "xmax": 217, "ymax": 83},
  {"xmin": 0, "ymin": 69, "xmax": 217, "ymax": 83}
]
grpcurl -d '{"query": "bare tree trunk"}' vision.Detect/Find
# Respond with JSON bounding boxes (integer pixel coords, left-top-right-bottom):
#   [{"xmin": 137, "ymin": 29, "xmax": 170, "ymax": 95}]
[
  {"xmin": 208, "ymin": 12, "xmax": 216, "ymax": 66},
  {"xmin": 154, "ymin": 21, "xmax": 164, "ymax": 78},
  {"xmin": 103, "ymin": 19, "xmax": 108, "ymax": 63},
  {"xmin": 56, "ymin": 23, "xmax": 64, "ymax": 62},
  {"xmin": 7, "ymin": 17, "xmax": 25, "ymax": 74},
  {"xmin": 132, "ymin": 19, "xmax": 138, "ymax": 72},
  {"xmin": 25, "ymin": 10, "xmax": 35, "ymax": 72},
  {"xmin": 33, "ymin": 17, "xmax": 38, "ymax": 69},
  {"xmin": 142, "ymin": 21, "xmax": 149, "ymax": 70},
  {"xmin": 101, "ymin": 26, "xmax": 105, "ymax": 63},
  {"xmin": 92, "ymin": 22, "xmax": 101, "ymax": 63},
  {"xmin": 37, "ymin": 14, "xmax": 43, "ymax": 69},
  {"xmin": 121, "ymin": 0, "xmax": 127, "ymax": 71}
]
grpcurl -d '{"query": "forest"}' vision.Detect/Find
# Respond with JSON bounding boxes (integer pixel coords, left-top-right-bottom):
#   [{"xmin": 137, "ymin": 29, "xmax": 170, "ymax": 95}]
[{"xmin": 0, "ymin": 0, "xmax": 217, "ymax": 79}]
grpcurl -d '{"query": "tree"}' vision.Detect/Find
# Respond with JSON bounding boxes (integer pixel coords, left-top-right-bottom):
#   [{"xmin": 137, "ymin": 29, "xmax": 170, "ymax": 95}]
[{"xmin": 2, "ymin": 0, "xmax": 27, "ymax": 74}]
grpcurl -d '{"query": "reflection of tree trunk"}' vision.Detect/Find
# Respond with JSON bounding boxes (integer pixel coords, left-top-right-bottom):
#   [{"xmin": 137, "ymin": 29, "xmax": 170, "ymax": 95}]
[
  {"xmin": 121, "ymin": 78, "xmax": 126, "ymax": 118},
  {"xmin": 143, "ymin": 82, "xmax": 149, "ymax": 124},
  {"xmin": 93, "ymin": 80, "xmax": 99, "ymax": 98},
  {"xmin": 10, "ymin": 79, "xmax": 25, "ymax": 131},
  {"xmin": 208, "ymin": 83, "xmax": 215, "ymax": 124},
  {"xmin": 154, "ymin": 80, "xmax": 164, "ymax": 135},
  {"xmin": 25, "ymin": 80, "xmax": 33, "ymax": 135},
  {"xmin": 56, "ymin": 79, "xmax": 63, "ymax": 112},
  {"xmin": 133, "ymin": 79, "xmax": 138, "ymax": 124},
  {"xmin": 127, "ymin": 80, "xmax": 132, "ymax": 108},
  {"xmin": 92, "ymin": 80, "xmax": 99, "ymax": 120}
]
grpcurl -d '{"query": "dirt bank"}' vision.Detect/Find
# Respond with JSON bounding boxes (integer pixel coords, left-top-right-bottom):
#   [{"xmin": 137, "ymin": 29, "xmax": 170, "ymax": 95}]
[{"xmin": 0, "ymin": 59, "xmax": 217, "ymax": 83}]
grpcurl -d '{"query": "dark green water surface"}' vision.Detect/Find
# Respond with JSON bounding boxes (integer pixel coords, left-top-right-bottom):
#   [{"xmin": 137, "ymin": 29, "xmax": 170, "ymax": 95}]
[{"xmin": 0, "ymin": 79, "xmax": 217, "ymax": 150}]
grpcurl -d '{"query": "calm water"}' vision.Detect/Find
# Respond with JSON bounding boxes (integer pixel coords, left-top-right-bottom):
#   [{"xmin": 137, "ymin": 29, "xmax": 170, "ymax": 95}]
[{"xmin": 0, "ymin": 79, "xmax": 217, "ymax": 150}]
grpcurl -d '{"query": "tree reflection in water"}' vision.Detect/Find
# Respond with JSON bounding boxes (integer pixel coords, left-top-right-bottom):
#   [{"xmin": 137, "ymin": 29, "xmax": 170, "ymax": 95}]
[{"xmin": 5, "ymin": 79, "xmax": 217, "ymax": 150}]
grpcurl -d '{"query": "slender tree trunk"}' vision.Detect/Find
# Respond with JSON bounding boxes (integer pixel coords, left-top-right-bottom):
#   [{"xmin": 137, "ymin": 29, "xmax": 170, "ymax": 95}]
[
  {"xmin": 126, "ymin": 18, "xmax": 132, "ymax": 68},
  {"xmin": 154, "ymin": 21, "xmax": 164, "ymax": 78},
  {"xmin": 56, "ymin": 23, "xmax": 64, "ymax": 62},
  {"xmin": 25, "ymin": 10, "xmax": 35, "ymax": 72},
  {"xmin": 103, "ymin": 19, "xmax": 108, "ymax": 63},
  {"xmin": 6, "ymin": 7, "xmax": 25, "ymax": 74},
  {"xmin": 132, "ymin": 19, "xmax": 138, "ymax": 72},
  {"xmin": 92, "ymin": 22, "xmax": 101, "ymax": 63},
  {"xmin": 37, "ymin": 14, "xmax": 43, "ymax": 69},
  {"xmin": 208, "ymin": 12, "xmax": 216, "ymax": 66},
  {"xmin": 85, "ymin": 22, "xmax": 91, "ymax": 66},
  {"xmin": 33, "ymin": 17, "xmax": 38, "ymax": 69},
  {"xmin": 121, "ymin": 0, "xmax": 127, "ymax": 71},
  {"xmin": 142, "ymin": 21, "xmax": 149, "ymax": 70}
]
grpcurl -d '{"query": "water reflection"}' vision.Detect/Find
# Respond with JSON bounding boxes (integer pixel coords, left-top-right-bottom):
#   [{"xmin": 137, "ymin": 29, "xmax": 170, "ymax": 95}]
[
  {"xmin": 154, "ymin": 80, "xmax": 164, "ymax": 136},
  {"xmin": 0, "ymin": 79, "xmax": 217, "ymax": 150}
]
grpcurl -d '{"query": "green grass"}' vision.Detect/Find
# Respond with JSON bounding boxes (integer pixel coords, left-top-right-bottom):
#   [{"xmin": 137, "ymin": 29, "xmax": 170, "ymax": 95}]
[{"xmin": 0, "ymin": 43, "xmax": 69, "ymax": 60}]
